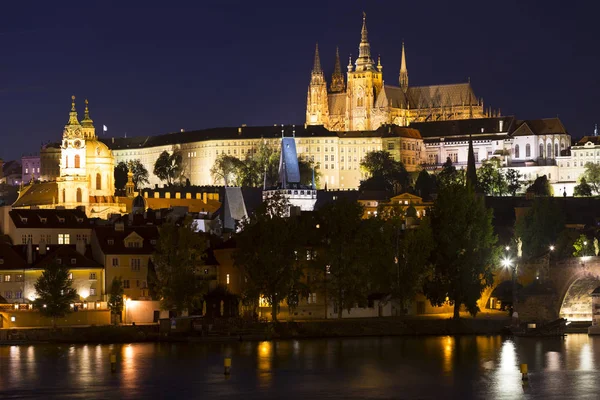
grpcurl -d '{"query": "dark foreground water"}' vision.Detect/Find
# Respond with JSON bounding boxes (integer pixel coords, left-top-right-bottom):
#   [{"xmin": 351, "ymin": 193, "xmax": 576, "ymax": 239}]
[{"xmin": 1, "ymin": 334, "xmax": 599, "ymax": 399}]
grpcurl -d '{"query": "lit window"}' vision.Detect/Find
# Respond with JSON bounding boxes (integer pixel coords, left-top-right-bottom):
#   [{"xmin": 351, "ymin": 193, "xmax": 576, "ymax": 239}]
[
  {"xmin": 90, "ymin": 288, "xmax": 96, "ymax": 296},
  {"xmin": 4, "ymin": 274, "xmax": 11, "ymax": 282},
  {"xmin": 89, "ymin": 273, "xmax": 97, "ymax": 280},
  {"xmin": 58, "ymin": 234, "xmax": 70, "ymax": 244},
  {"xmin": 226, "ymin": 273, "xmax": 230, "ymax": 285},
  {"xmin": 67, "ymin": 273, "xmax": 73, "ymax": 280}
]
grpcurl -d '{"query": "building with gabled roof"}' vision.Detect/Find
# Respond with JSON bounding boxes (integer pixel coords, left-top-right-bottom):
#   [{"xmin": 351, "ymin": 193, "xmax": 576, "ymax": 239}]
[{"xmin": 91, "ymin": 224, "xmax": 159, "ymax": 300}]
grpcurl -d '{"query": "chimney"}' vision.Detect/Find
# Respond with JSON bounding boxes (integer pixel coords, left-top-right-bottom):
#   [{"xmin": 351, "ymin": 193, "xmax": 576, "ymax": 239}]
[
  {"xmin": 26, "ymin": 238, "xmax": 33, "ymax": 265},
  {"xmin": 76, "ymin": 238, "xmax": 86, "ymax": 255},
  {"xmin": 115, "ymin": 221, "xmax": 125, "ymax": 232}
]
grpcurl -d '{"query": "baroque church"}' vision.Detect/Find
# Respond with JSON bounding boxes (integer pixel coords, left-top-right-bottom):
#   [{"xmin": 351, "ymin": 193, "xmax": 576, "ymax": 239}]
[
  {"xmin": 306, "ymin": 14, "xmax": 489, "ymax": 131},
  {"xmin": 13, "ymin": 97, "xmax": 125, "ymax": 219}
]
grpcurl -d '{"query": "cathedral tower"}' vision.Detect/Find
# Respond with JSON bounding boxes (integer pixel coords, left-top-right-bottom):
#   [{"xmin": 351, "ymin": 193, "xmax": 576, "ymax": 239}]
[
  {"xmin": 346, "ymin": 13, "xmax": 383, "ymax": 131},
  {"xmin": 399, "ymin": 41, "xmax": 408, "ymax": 92},
  {"xmin": 57, "ymin": 96, "xmax": 89, "ymax": 207},
  {"xmin": 306, "ymin": 43, "xmax": 330, "ymax": 127},
  {"xmin": 330, "ymin": 47, "xmax": 345, "ymax": 93}
]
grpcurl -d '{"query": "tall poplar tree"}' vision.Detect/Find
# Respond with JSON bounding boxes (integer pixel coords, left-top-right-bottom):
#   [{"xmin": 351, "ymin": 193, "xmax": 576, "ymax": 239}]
[{"xmin": 424, "ymin": 183, "xmax": 499, "ymax": 319}]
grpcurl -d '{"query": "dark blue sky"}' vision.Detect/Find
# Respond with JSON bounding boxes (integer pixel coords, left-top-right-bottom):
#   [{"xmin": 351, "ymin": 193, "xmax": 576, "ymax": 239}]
[{"xmin": 1, "ymin": 1, "xmax": 598, "ymax": 161}]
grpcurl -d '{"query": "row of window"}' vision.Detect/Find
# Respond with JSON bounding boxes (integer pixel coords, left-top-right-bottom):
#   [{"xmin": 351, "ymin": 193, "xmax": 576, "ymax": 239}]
[
  {"xmin": 21, "ymin": 233, "xmax": 88, "ymax": 245},
  {"xmin": 0, "ymin": 274, "xmax": 24, "ymax": 282},
  {"xmin": 111, "ymin": 258, "xmax": 143, "ymax": 270},
  {"xmin": 122, "ymin": 279, "xmax": 147, "ymax": 289},
  {"xmin": 24, "ymin": 168, "xmax": 40, "ymax": 174}
]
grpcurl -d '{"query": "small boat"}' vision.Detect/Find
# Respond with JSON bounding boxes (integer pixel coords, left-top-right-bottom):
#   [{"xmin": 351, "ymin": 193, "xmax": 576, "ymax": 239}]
[{"xmin": 508, "ymin": 318, "xmax": 567, "ymax": 337}]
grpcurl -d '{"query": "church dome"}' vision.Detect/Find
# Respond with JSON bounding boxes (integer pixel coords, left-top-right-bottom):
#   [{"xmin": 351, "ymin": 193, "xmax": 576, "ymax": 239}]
[
  {"xmin": 86, "ymin": 139, "xmax": 112, "ymax": 159},
  {"xmin": 132, "ymin": 194, "xmax": 147, "ymax": 213}
]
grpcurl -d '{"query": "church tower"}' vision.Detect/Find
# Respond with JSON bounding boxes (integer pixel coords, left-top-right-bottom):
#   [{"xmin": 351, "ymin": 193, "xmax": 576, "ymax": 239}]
[
  {"xmin": 399, "ymin": 41, "xmax": 408, "ymax": 92},
  {"xmin": 346, "ymin": 13, "xmax": 383, "ymax": 131},
  {"xmin": 305, "ymin": 43, "xmax": 330, "ymax": 127},
  {"xmin": 80, "ymin": 99, "xmax": 96, "ymax": 140},
  {"xmin": 330, "ymin": 47, "xmax": 345, "ymax": 93},
  {"xmin": 57, "ymin": 96, "xmax": 89, "ymax": 207}
]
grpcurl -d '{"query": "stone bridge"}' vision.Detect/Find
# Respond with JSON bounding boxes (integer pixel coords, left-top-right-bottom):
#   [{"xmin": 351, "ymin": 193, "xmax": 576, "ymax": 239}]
[{"xmin": 483, "ymin": 256, "xmax": 600, "ymax": 322}]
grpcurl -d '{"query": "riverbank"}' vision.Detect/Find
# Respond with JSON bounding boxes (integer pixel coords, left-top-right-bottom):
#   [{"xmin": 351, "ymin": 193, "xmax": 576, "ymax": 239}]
[{"xmin": 0, "ymin": 316, "xmax": 516, "ymax": 344}]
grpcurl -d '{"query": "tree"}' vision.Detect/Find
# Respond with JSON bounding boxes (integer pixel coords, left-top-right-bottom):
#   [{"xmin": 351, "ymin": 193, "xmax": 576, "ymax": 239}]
[
  {"xmin": 317, "ymin": 197, "xmax": 371, "ymax": 318},
  {"xmin": 128, "ymin": 160, "xmax": 150, "ymax": 188},
  {"xmin": 371, "ymin": 213, "xmax": 434, "ymax": 314},
  {"xmin": 573, "ymin": 234, "xmax": 594, "ymax": 257},
  {"xmin": 477, "ymin": 159, "xmax": 507, "ymax": 196},
  {"xmin": 33, "ymin": 262, "xmax": 79, "ymax": 328},
  {"xmin": 114, "ymin": 161, "xmax": 129, "ymax": 190},
  {"xmin": 210, "ymin": 154, "xmax": 245, "ymax": 186},
  {"xmin": 107, "ymin": 277, "xmax": 124, "ymax": 324},
  {"xmin": 360, "ymin": 150, "xmax": 409, "ymax": 194},
  {"xmin": 526, "ymin": 175, "xmax": 552, "ymax": 196},
  {"xmin": 153, "ymin": 149, "xmax": 183, "ymax": 186},
  {"xmin": 153, "ymin": 218, "xmax": 208, "ymax": 315},
  {"xmin": 505, "ymin": 169, "xmax": 522, "ymax": 196},
  {"xmin": 574, "ymin": 177, "xmax": 593, "ymax": 197},
  {"xmin": 415, "ymin": 169, "xmax": 435, "ymax": 200},
  {"xmin": 298, "ymin": 158, "xmax": 321, "ymax": 188},
  {"xmin": 582, "ymin": 162, "xmax": 600, "ymax": 194},
  {"xmin": 423, "ymin": 183, "xmax": 499, "ymax": 319},
  {"xmin": 233, "ymin": 193, "xmax": 307, "ymax": 321},
  {"xmin": 515, "ymin": 198, "xmax": 565, "ymax": 259},
  {"xmin": 436, "ymin": 157, "xmax": 464, "ymax": 188}
]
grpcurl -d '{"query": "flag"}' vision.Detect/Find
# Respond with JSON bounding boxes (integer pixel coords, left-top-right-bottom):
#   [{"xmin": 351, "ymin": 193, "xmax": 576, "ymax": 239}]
[{"xmin": 103, "ymin": 125, "xmax": 108, "ymax": 132}]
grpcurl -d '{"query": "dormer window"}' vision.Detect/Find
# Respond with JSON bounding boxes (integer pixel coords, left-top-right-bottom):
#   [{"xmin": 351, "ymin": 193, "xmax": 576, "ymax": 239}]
[
  {"xmin": 76, "ymin": 218, "xmax": 84, "ymax": 223},
  {"xmin": 71, "ymin": 258, "xmax": 77, "ymax": 265},
  {"xmin": 20, "ymin": 217, "xmax": 28, "ymax": 223},
  {"xmin": 58, "ymin": 217, "xmax": 65, "ymax": 224},
  {"xmin": 56, "ymin": 258, "xmax": 62, "ymax": 264},
  {"xmin": 108, "ymin": 239, "xmax": 114, "ymax": 245},
  {"xmin": 0, "ymin": 258, "xmax": 4, "ymax": 265},
  {"xmin": 40, "ymin": 217, "xmax": 47, "ymax": 223}
]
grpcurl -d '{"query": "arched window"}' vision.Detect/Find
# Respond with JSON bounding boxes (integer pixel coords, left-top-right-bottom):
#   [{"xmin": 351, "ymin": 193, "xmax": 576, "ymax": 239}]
[
  {"xmin": 547, "ymin": 143, "xmax": 552, "ymax": 159},
  {"xmin": 525, "ymin": 144, "xmax": 531, "ymax": 158},
  {"xmin": 65, "ymin": 156, "xmax": 69, "ymax": 169},
  {"xmin": 554, "ymin": 143, "xmax": 559, "ymax": 157},
  {"xmin": 514, "ymin": 144, "xmax": 520, "ymax": 159},
  {"xmin": 96, "ymin": 173, "xmax": 101, "ymax": 190},
  {"xmin": 539, "ymin": 143, "xmax": 544, "ymax": 158},
  {"xmin": 62, "ymin": 188, "xmax": 66, "ymax": 203},
  {"xmin": 76, "ymin": 188, "xmax": 82, "ymax": 203},
  {"xmin": 74, "ymin": 154, "xmax": 80, "ymax": 168}
]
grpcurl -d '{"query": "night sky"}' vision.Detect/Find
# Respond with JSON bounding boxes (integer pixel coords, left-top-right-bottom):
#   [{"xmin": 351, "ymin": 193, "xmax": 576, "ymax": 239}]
[{"xmin": 1, "ymin": 1, "xmax": 598, "ymax": 161}]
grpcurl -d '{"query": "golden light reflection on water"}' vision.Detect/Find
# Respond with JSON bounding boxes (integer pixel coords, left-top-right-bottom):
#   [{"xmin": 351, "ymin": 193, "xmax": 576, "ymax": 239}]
[
  {"xmin": 546, "ymin": 351, "xmax": 561, "ymax": 371},
  {"xmin": 442, "ymin": 336, "xmax": 454, "ymax": 373},
  {"xmin": 122, "ymin": 344, "xmax": 137, "ymax": 391},
  {"xmin": 257, "ymin": 341, "xmax": 273, "ymax": 386}
]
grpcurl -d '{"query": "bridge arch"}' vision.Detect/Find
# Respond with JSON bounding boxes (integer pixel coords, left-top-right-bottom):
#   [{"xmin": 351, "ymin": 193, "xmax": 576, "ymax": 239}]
[{"xmin": 555, "ymin": 259, "xmax": 600, "ymax": 321}]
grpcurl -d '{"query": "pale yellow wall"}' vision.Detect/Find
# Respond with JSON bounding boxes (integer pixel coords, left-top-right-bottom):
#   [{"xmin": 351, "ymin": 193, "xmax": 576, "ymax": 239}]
[
  {"xmin": 102, "ymin": 253, "xmax": 151, "ymax": 300},
  {"xmin": 0, "ymin": 310, "xmax": 110, "ymax": 328}
]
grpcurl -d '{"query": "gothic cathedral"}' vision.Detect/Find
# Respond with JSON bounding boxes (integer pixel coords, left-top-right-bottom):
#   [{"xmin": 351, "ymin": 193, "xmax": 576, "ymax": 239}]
[{"xmin": 306, "ymin": 14, "xmax": 489, "ymax": 131}]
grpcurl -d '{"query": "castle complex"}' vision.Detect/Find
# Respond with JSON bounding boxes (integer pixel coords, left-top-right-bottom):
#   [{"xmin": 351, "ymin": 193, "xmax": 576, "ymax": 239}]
[
  {"xmin": 306, "ymin": 14, "xmax": 488, "ymax": 131},
  {"xmin": 15, "ymin": 14, "xmax": 595, "ymax": 204}
]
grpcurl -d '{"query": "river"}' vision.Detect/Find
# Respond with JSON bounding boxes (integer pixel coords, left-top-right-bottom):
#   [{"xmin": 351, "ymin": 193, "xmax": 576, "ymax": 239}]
[{"xmin": 1, "ymin": 334, "xmax": 599, "ymax": 399}]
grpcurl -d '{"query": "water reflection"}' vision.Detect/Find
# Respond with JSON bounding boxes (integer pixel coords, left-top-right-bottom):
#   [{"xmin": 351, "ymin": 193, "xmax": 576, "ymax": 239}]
[{"xmin": 3, "ymin": 335, "xmax": 600, "ymax": 399}]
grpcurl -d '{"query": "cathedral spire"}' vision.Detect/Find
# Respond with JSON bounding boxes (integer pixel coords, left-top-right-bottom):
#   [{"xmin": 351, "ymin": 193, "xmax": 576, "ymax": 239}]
[
  {"xmin": 399, "ymin": 41, "xmax": 408, "ymax": 92},
  {"xmin": 67, "ymin": 95, "xmax": 80, "ymax": 126},
  {"xmin": 81, "ymin": 99, "xmax": 94, "ymax": 127},
  {"xmin": 312, "ymin": 42, "xmax": 322, "ymax": 75},
  {"xmin": 355, "ymin": 12, "xmax": 374, "ymax": 71},
  {"xmin": 330, "ymin": 46, "xmax": 345, "ymax": 92}
]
